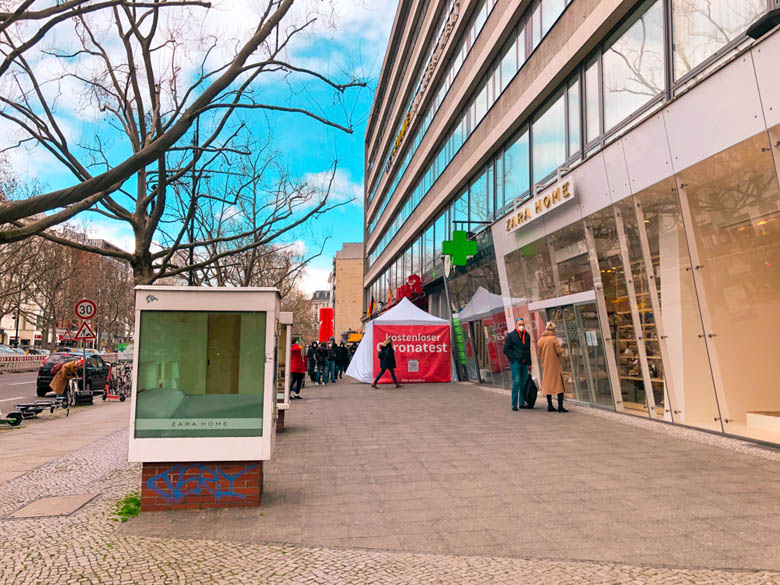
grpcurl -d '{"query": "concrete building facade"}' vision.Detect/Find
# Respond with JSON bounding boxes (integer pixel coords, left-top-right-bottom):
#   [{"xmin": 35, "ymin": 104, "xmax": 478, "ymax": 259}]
[
  {"xmin": 331, "ymin": 243, "xmax": 365, "ymax": 340},
  {"xmin": 364, "ymin": 0, "xmax": 780, "ymax": 445}
]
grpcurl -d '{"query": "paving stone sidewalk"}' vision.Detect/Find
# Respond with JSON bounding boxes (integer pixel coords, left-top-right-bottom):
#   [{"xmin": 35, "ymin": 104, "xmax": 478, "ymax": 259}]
[{"xmin": 2, "ymin": 380, "xmax": 780, "ymax": 584}]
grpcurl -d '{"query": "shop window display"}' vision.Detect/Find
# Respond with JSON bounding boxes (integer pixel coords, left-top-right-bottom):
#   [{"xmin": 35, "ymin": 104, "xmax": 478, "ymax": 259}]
[
  {"xmin": 631, "ymin": 178, "xmax": 722, "ymax": 431},
  {"xmin": 677, "ymin": 131, "xmax": 780, "ymax": 442},
  {"xmin": 135, "ymin": 311, "xmax": 266, "ymax": 438}
]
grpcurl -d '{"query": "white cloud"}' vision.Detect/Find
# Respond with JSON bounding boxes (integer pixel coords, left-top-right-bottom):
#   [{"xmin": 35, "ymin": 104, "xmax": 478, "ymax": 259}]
[
  {"xmin": 303, "ymin": 168, "xmax": 362, "ymax": 206},
  {"xmin": 70, "ymin": 219, "xmax": 136, "ymax": 253},
  {"xmin": 299, "ymin": 265, "xmax": 331, "ymax": 295}
]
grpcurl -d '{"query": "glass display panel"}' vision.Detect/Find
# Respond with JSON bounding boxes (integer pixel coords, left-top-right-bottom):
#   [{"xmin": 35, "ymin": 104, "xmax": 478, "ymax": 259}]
[
  {"xmin": 672, "ymin": 0, "xmax": 766, "ymax": 80},
  {"xmin": 603, "ymin": 0, "xmax": 664, "ymax": 131},
  {"xmin": 677, "ymin": 131, "xmax": 780, "ymax": 442},
  {"xmin": 135, "ymin": 311, "xmax": 266, "ymax": 438},
  {"xmin": 632, "ymin": 178, "xmax": 722, "ymax": 431},
  {"xmin": 504, "ymin": 127, "xmax": 530, "ymax": 204},
  {"xmin": 532, "ymin": 91, "xmax": 566, "ymax": 184}
]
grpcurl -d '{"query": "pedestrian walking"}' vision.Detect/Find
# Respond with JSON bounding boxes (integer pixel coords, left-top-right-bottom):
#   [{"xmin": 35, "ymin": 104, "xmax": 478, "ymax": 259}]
[
  {"xmin": 335, "ymin": 341, "xmax": 349, "ymax": 379},
  {"xmin": 537, "ymin": 321, "xmax": 568, "ymax": 413},
  {"xmin": 307, "ymin": 341, "xmax": 318, "ymax": 383},
  {"xmin": 290, "ymin": 340, "xmax": 306, "ymax": 399},
  {"xmin": 503, "ymin": 317, "xmax": 532, "ymax": 411},
  {"xmin": 372, "ymin": 337, "xmax": 401, "ymax": 388},
  {"xmin": 316, "ymin": 342, "xmax": 328, "ymax": 385}
]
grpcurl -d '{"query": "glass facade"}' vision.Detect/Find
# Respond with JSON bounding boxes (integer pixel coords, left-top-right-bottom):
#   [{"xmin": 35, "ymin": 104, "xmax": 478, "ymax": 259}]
[
  {"xmin": 135, "ymin": 311, "xmax": 266, "ymax": 438},
  {"xmin": 496, "ymin": 126, "xmax": 780, "ymax": 444}
]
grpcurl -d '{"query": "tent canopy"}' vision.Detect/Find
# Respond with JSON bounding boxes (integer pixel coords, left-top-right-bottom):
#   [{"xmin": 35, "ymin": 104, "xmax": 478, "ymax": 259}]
[{"xmin": 346, "ymin": 298, "xmax": 450, "ymax": 383}]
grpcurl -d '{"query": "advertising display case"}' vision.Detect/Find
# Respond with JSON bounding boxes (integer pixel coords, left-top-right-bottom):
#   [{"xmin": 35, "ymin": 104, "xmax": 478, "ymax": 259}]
[
  {"xmin": 276, "ymin": 312, "xmax": 293, "ymax": 432},
  {"xmin": 128, "ymin": 287, "xmax": 281, "ymax": 511}
]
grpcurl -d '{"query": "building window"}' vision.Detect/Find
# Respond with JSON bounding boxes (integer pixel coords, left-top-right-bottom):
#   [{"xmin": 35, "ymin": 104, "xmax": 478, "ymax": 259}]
[
  {"xmin": 671, "ymin": 0, "xmax": 767, "ymax": 81},
  {"xmin": 567, "ymin": 78, "xmax": 581, "ymax": 159},
  {"xmin": 585, "ymin": 57, "xmax": 601, "ymax": 144},
  {"xmin": 470, "ymin": 168, "xmax": 490, "ymax": 225},
  {"xmin": 531, "ymin": 2, "xmax": 542, "ymax": 49},
  {"xmin": 603, "ymin": 0, "xmax": 665, "ymax": 132},
  {"xmin": 454, "ymin": 189, "xmax": 469, "ymax": 231},
  {"xmin": 503, "ymin": 127, "xmax": 530, "ymax": 206},
  {"xmin": 532, "ymin": 90, "xmax": 566, "ymax": 185},
  {"xmin": 500, "ymin": 36, "xmax": 517, "ymax": 92},
  {"xmin": 542, "ymin": 0, "xmax": 566, "ymax": 36}
]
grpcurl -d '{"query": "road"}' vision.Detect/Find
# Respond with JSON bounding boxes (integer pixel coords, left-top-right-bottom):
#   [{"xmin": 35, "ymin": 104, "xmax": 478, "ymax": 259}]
[{"xmin": 0, "ymin": 372, "xmax": 41, "ymax": 408}]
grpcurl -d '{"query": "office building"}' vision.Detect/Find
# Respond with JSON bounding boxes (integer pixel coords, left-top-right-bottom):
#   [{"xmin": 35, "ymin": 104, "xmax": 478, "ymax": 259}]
[
  {"xmin": 332, "ymin": 243, "xmax": 365, "ymax": 339},
  {"xmin": 364, "ymin": 0, "xmax": 780, "ymax": 444}
]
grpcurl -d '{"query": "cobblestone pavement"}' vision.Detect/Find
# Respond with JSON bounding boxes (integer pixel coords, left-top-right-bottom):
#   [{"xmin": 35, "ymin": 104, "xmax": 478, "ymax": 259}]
[{"xmin": 3, "ymin": 381, "xmax": 780, "ymax": 584}]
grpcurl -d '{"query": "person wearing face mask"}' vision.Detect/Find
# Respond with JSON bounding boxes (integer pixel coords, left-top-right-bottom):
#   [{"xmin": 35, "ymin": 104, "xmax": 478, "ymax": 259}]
[{"xmin": 503, "ymin": 317, "xmax": 532, "ymax": 411}]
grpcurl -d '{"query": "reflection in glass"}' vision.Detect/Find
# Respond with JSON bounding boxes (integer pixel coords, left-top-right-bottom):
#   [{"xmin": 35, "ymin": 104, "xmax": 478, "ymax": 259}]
[
  {"xmin": 504, "ymin": 128, "xmax": 530, "ymax": 203},
  {"xmin": 617, "ymin": 199, "xmax": 667, "ymax": 417},
  {"xmin": 542, "ymin": 0, "xmax": 566, "ymax": 36},
  {"xmin": 532, "ymin": 91, "xmax": 566, "ymax": 184},
  {"xmin": 603, "ymin": 0, "xmax": 664, "ymax": 131},
  {"xmin": 678, "ymin": 131, "xmax": 780, "ymax": 442},
  {"xmin": 589, "ymin": 209, "xmax": 649, "ymax": 414},
  {"xmin": 585, "ymin": 59, "xmax": 600, "ymax": 143},
  {"xmin": 135, "ymin": 311, "xmax": 266, "ymax": 438},
  {"xmin": 672, "ymin": 0, "xmax": 766, "ymax": 80},
  {"xmin": 567, "ymin": 80, "xmax": 580, "ymax": 158},
  {"xmin": 500, "ymin": 36, "xmax": 517, "ymax": 93},
  {"xmin": 470, "ymin": 168, "xmax": 490, "ymax": 224},
  {"xmin": 632, "ymin": 178, "xmax": 722, "ymax": 431}
]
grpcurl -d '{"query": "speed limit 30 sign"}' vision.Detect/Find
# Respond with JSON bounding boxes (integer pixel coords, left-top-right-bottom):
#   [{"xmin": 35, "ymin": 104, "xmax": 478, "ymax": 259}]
[{"xmin": 74, "ymin": 298, "xmax": 97, "ymax": 320}]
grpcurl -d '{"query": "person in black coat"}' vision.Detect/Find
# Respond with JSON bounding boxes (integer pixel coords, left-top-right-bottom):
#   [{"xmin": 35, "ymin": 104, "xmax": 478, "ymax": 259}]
[
  {"xmin": 335, "ymin": 342, "xmax": 349, "ymax": 379},
  {"xmin": 315, "ymin": 342, "xmax": 329, "ymax": 385},
  {"xmin": 372, "ymin": 337, "xmax": 401, "ymax": 388},
  {"xmin": 306, "ymin": 341, "xmax": 319, "ymax": 383},
  {"xmin": 503, "ymin": 317, "xmax": 532, "ymax": 411}
]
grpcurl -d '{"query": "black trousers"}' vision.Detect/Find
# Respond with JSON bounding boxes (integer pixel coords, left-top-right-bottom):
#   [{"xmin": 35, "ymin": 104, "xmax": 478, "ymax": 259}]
[
  {"xmin": 373, "ymin": 367, "xmax": 398, "ymax": 385},
  {"xmin": 291, "ymin": 372, "xmax": 304, "ymax": 394}
]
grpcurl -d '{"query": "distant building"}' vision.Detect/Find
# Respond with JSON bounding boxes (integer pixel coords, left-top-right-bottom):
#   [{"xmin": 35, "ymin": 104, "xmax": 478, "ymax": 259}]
[
  {"xmin": 310, "ymin": 290, "xmax": 332, "ymax": 323},
  {"xmin": 331, "ymin": 243, "xmax": 364, "ymax": 340}
]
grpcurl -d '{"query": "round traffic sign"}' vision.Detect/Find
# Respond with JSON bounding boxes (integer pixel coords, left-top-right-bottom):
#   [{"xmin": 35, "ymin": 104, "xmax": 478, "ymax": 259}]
[{"xmin": 74, "ymin": 298, "xmax": 97, "ymax": 320}]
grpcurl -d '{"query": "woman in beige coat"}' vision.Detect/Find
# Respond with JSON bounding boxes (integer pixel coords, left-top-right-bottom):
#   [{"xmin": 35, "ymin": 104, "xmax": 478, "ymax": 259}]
[
  {"xmin": 49, "ymin": 359, "xmax": 82, "ymax": 396},
  {"xmin": 537, "ymin": 321, "xmax": 568, "ymax": 413}
]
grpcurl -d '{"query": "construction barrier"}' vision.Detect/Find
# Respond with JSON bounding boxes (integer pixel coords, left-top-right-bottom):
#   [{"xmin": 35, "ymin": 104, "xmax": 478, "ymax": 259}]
[{"xmin": 0, "ymin": 355, "xmax": 45, "ymax": 374}]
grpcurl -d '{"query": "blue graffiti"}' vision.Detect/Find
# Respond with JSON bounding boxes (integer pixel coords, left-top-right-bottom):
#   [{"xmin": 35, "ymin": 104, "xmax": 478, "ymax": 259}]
[{"xmin": 146, "ymin": 464, "xmax": 257, "ymax": 503}]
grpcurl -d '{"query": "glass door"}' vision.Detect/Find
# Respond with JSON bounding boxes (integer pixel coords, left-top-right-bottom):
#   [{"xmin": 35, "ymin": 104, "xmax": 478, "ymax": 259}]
[{"xmin": 573, "ymin": 302, "xmax": 613, "ymax": 407}]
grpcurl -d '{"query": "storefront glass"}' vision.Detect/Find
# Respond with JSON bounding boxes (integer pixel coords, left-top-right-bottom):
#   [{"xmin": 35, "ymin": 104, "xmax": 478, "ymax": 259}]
[{"xmin": 677, "ymin": 131, "xmax": 780, "ymax": 443}]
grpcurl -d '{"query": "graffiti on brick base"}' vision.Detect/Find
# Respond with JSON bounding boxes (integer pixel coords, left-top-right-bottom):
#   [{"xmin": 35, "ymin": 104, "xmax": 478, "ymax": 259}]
[{"xmin": 146, "ymin": 464, "xmax": 257, "ymax": 503}]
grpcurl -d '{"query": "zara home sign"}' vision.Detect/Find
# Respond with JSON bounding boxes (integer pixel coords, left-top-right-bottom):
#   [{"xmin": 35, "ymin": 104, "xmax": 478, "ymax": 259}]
[{"xmin": 505, "ymin": 178, "xmax": 575, "ymax": 233}]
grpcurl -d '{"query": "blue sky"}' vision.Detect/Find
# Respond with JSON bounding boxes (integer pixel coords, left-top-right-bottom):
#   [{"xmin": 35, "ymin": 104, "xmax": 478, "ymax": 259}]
[{"xmin": 2, "ymin": 0, "xmax": 396, "ymax": 294}]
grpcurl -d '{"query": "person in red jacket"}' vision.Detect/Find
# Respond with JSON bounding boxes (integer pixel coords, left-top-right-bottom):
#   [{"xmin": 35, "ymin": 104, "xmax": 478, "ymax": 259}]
[{"xmin": 290, "ymin": 340, "xmax": 307, "ymax": 399}]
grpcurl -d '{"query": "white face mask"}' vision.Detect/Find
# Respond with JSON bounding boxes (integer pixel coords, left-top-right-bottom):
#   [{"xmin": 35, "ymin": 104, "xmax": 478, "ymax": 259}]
[{"xmin": 517, "ymin": 324, "xmax": 525, "ymax": 331}]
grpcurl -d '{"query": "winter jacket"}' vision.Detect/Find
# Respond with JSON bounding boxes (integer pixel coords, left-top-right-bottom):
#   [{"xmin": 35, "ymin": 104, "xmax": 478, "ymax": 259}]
[
  {"xmin": 290, "ymin": 344, "xmax": 307, "ymax": 374},
  {"xmin": 503, "ymin": 329, "xmax": 531, "ymax": 365},
  {"xmin": 336, "ymin": 345, "xmax": 349, "ymax": 365},
  {"xmin": 378, "ymin": 344, "xmax": 396, "ymax": 369}
]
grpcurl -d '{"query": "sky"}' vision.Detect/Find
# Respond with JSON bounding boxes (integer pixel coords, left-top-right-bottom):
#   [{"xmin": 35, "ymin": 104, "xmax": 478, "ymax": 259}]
[{"xmin": 1, "ymin": 0, "xmax": 397, "ymax": 295}]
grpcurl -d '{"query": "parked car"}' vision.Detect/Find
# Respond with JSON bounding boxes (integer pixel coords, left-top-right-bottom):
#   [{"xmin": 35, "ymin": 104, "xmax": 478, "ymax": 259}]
[
  {"xmin": 0, "ymin": 345, "xmax": 15, "ymax": 354},
  {"xmin": 26, "ymin": 348, "xmax": 50, "ymax": 356},
  {"xmin": 36, "ymin": 352, "xmax": 110, "ymax": 398}
]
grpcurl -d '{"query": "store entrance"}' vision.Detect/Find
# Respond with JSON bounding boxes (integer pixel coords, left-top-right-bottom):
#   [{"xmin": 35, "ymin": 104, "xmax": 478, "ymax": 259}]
[{"xmin": 530, "ymin": 297, "xmax": 613, "ymax": 408}]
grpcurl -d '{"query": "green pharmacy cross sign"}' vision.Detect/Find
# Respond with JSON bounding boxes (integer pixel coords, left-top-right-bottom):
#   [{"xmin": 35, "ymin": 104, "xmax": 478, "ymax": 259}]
[{"xmin": 442, "ymin": 230, "xmax": 477, "ymax": 266}]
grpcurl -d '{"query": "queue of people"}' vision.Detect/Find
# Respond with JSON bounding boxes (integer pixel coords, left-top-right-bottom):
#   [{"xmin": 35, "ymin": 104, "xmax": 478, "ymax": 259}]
[{"xmin": 303, "ymin": 338, "xmax": 358, "ymax": 388}]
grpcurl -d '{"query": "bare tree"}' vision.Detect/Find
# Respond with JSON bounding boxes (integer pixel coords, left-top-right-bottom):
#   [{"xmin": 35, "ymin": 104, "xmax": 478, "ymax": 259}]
[{"xmin": 0, "ymin": 0, "xmax": 365, "ymax": 259}]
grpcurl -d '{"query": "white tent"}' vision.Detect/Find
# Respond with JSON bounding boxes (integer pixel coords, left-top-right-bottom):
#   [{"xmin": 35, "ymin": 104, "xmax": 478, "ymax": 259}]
[
  {"xmin": 346, "ymin": 297, "xmax": 452, "ymax": 383},
  {"xmin": 457, "ymin": 286, "xmax": 505, "ymax": 322}
]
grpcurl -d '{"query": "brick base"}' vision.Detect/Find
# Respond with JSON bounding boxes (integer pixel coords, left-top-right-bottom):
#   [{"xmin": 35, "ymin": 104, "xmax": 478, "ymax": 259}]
[
  {"xmin": 276, "ymin": 408, "xmax": 285, "ymax": 433},
  {"xmin": 141, "ymin": 461, "xmax": 262, "ymax": 512}
]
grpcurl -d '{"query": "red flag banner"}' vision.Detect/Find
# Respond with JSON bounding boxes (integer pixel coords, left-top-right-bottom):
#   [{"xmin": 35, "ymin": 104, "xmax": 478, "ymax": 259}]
[{"xmin": 373, "ymin": 324, "xmax": 451, "ymax": 384}]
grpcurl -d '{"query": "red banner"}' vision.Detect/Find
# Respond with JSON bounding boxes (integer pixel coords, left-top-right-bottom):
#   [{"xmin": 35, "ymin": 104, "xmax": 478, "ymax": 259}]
[{"xmin": 373, "ymin": 324, "xmax": 451, "ymax": 384}]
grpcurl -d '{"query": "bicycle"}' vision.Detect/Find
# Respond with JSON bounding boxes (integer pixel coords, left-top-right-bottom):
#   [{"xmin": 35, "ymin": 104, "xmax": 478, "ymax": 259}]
[{"xmin": 103, "ymin": 362, "xmax": 132, "ymax": 402}]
